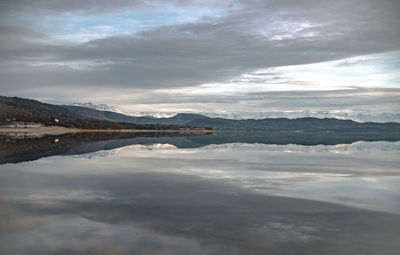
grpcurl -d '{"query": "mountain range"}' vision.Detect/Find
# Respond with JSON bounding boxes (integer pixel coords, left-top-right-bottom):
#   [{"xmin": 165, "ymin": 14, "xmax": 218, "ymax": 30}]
[
  {"xmin": 2, "ymin": 131, "xmax": 400, "ymax": 165},
  {"xmin": 70, "ymin": 103, "xmax": 400, "ymax": 123},
  {"xmin": 0, "ymin": 96, "xmax": 194, "ymax": 130},
  {"xmin": 1, "ymin": 95, "xmax": 400, "ymax": 135}
]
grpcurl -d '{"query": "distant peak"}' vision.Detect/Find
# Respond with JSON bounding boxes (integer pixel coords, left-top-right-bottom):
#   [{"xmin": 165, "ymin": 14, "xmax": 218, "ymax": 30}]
[
  {"xmin": 172, "ymin": 113, "xmax": 208, "ymax": 120},
  {"xmin": 69, "ymin": 102, "xmax": 122, "ymax": 113},
  {"xmin": 174, "ymin": 113, "xmax": 206, "ymax": 117}
]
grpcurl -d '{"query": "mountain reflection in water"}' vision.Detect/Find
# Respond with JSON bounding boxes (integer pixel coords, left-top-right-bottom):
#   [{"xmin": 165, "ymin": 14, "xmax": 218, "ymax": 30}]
[
  {"xmin": 1, "ymin": 130, "xmax": 400, "ymax": 164},
  {"xmin": 0, "ymin": 132, "xmax": 399, "ymax": 254}
]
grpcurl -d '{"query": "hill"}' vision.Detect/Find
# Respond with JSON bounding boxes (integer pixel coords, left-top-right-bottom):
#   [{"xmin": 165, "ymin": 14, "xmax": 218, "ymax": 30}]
[
  {"xmin": 1, "ymin": 95, "xmax": 399, "ymax": 135},
  {"xmin": 0, "ymin": 96, "xmax": 198, "ymax": 130},
  {"xmin": 64, "ymin": 102, "xmax": 400, "ymax": 133}
]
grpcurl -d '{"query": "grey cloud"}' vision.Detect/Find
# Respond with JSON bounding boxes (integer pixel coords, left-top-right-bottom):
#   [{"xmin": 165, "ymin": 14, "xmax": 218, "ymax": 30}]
[
  {"xmin": 0, "ymin": 0, "xmax": 149, "ymax": 14},
  {"xmin": 118, "ymin": 87, "xmax": 400, "ymax": 122},
  {"xmin": 117, "ymin": 87, "xmax": 399, "ymax": 106},
  {"xmin": 0, "ymin": 0, "xmax": 237, "ymax": 15},
  {"xmin": 336, "ymin": 58, "xmax": 385, "ymax": 67},
  {"xmin": 247, "ymin": 88, "xmax": 400, "ymax": 111},
  {"xmin": 1, "ymin": 168, "xmax": 400, "ymax": 254},
  {"xmin": 0, "ymin": 0, "xmax": 399, "ymax": 94},
  {"xmin": 0, "ymin": 25, "xmax": 47, "ymax": 40},
  {"xmin": 0, "ymin": 26, "xmax": 50, "ymax": 52}
]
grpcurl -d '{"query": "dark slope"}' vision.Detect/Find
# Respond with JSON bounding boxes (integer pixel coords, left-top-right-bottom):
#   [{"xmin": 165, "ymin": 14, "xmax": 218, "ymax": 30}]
[
  {"xmin": 63, "ymin": 105, "xmax": 153, "ymax": 124},
  {"xmin": 64, "ymin": 106, "xmax": 208, "ymax": 125},
  {"xmin": 0, "ymin": 96, "xmax": 207, "ymax": 126},
  {"xmin": 0, "ymin": 96, "xmax": 190, "ymax": 130}
]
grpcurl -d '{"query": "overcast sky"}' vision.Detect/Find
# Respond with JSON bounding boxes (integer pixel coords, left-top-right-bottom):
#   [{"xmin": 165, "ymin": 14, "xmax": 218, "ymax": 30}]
[{"xmin": 0, "ymin": 0, "xmax": 399, "ymax": 121}]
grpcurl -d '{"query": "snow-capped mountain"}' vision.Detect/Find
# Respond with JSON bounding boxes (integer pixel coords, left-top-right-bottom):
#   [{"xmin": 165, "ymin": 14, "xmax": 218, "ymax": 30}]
[
  {"xmin": 126, "ymin": 112, "xmax": 178, "ymax": 118},
  {"xmin": 68, "ymin": 103, "xmax": 400, "ymax": 123},
  {"xmin": 126, "ymin": 111, "xmax": 400, "ymax": 123},
  {"xmin": 69, "ymin": 102, "xmax": 122, "ymax": 113}
]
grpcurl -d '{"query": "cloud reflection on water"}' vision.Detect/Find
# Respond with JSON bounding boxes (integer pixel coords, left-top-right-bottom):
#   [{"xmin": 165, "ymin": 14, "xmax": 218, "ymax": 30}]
[{"xmin": 0, "ymin": 140, "xmax": 399, "ymax": 254}]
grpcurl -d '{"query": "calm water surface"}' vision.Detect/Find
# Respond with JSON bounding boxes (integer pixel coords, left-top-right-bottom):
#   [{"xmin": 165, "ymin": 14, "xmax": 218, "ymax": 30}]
[{"xmin": 0, "ymin": 135, "xmax": 399, "ymax": 254}]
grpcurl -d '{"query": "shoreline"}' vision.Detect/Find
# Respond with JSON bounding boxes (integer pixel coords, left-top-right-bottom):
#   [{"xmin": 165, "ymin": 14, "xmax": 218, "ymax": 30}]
[{"xmin": 0, "ymin": 126, "xmax": 213, "ymax": 137}]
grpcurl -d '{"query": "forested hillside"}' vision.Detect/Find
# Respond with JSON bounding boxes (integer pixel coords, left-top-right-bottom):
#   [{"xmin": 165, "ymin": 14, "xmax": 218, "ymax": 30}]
[{"xmin": 0, "ymin": 96, "xmax": 192, "ymax": 130}]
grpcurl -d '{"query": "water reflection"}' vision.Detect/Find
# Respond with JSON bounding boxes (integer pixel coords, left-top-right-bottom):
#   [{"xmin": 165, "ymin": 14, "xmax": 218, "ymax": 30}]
[
  {"xmin": 0, "ymin": 133, "xmax": 399, "ymax": 254},
  {"xmin": 1, "ymin": 130, "xmax": 400, "ymax": 164}
]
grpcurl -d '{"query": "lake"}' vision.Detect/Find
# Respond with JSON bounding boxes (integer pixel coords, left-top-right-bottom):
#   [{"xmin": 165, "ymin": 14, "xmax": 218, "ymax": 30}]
[{"xmin": 0, "ymin": 133, "xmax": 399, "ymax": 254}]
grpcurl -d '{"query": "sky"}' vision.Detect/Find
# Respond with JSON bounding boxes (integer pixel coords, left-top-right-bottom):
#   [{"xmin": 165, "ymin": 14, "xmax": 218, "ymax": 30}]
[{"xmin": 0, "ymin": 0, "xmax": 399, "ymax": 121}]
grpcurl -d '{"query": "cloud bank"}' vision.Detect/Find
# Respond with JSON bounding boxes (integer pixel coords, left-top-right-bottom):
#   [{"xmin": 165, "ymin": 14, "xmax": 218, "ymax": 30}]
[{"xmin": 0, "ymin": 0, "xmax": 399, "ymax": 121}]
